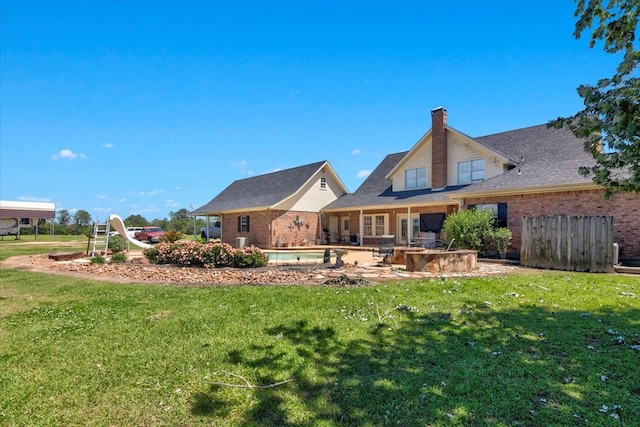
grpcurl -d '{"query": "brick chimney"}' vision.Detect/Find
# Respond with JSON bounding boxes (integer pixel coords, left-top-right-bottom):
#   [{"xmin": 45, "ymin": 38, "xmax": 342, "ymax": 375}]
[{"xmin": 431, "ymin": 107, "xmax": 448, "ymax": 189}]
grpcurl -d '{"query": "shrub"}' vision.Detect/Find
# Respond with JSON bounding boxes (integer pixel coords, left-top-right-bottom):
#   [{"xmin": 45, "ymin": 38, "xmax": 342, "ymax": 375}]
[
  {"xmin": 488, "ymin": 227, "xmax": 512, "ymax": 259},
  {"xmin": 143, "ymin": 247, "xmax": 160, "ymax": 264},
  {"xmin": 162, "ymin": 230, "xmax": 185, "ymax": 243},
  {"xmin": 443, "ymin": 209, "xmax": 494, "ymax": 252},
  {"xmin": 231, "ymin": 245, "xmax": 269, "ymax": 268},
  {"xmin": 142, "ymin": 241, "xmax": 267, "ymax": 268},
  {"xmin": 108, "ymin": 235, "xmax": 127, "ymax": 253},
  {"xmin": 110, "ymin": 252, "xmax": 128, "ymax": 264},
  {"xmin": 90, "ymin": 255, "xmax": 106, "ymax": 264}
]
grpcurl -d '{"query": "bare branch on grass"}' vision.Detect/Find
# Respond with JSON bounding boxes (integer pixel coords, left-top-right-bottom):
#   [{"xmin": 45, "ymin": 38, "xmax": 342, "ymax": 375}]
[{"xmin": 191, "ymin": 370, "xmax": 293, "ymax": 389}]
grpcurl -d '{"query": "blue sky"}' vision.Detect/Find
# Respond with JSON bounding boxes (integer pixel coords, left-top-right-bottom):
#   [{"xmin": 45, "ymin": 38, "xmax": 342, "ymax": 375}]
[{"xmin": 0, "ymin": 0, "xmax": 620, "ymax": 221}]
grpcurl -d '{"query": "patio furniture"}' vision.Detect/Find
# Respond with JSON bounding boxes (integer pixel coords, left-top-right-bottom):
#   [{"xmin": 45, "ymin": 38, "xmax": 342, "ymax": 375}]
[{"xmin": 373, "ymin": 235, "xmax": 395, "ymax": 265}]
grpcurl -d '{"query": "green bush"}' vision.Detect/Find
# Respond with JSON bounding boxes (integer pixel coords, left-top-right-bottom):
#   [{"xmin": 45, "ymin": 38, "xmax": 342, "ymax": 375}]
[
  {"xmin": 90, "ymin": 255, "xmax": 105, "ymax": 264},
  {"xmin": 110, "ymin": 252, "xmax": 128, "ymax": 264},
  {"xmin": 108, "ymin": 235, "xmax": 127, "ymax": 253},
  {"xmin": 443, "ymin": 209, "xmax": 494, "ymax": 252},
  {"xmin": 142, "ymin": 247, "xmax": 160, "ymax": 264},
  {"xmin": 162, "ymin": 230, "xmax": 185, "ymax": 243},
  {"xmin": 231, "ymin": 246, "xmax": 269, "ymax": 268},
  {"xmin": 488, "ymin": 227, "xmax": 512, "ymax": 259}
]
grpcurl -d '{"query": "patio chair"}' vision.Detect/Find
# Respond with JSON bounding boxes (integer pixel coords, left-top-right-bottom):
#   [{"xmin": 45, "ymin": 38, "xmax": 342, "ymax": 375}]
[
  {"xmin": 275, "ymin": 236, "xmax": 286, "ymax": 247},
  {"xmin": 373, "ymin": 235, "xmax": 395, "ymax": 265}
]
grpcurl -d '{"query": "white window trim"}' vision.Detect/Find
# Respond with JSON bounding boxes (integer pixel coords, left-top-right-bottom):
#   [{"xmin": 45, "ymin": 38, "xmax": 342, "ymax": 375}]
[
  {"xmin": 363, "ymin": 213, "xmax": 389, "ymax": 237},
  {"xmin": 397, "ymin": 213, "xmax": 420, "ymax": 244},
  {"xmin": 457, "ymin": 158, "xmax": 485, "ymax": 184},
  {"xmin": 341, "ymin": 216, "xmax": 350, "ymax": 232},
  {"xmin": 404, "ymin": 167, "xmax": 427, "ymax": 190}
]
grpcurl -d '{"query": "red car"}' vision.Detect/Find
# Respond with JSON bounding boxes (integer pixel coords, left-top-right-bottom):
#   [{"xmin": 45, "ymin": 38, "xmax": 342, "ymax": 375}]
[{"xmin": 134, "ymin": 226, "xmax": 165, "ymax": 243}]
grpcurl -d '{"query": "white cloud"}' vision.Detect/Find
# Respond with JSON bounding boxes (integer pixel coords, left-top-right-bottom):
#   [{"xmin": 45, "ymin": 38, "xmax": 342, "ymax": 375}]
[
  {"xmin": 231, "ymin": 160, "xmax": 247, "ymax": 168},
  {"xmin": 137, "ymin": 190, "xmax": 162, "ymax": 197},
  {"xmin": 117, "ymin": 198, "xmax": 127, "ymax": 202},
  {"xmin": 165, "ymin": 199, "xmax": 180, "ymax": 208},
  {"xmin": 102, "ymin": 142, "xmax": 115, "ymax": 148},
  {"xmin": 357, "ymin": 169, "xmax": 372, "ymax": 179},
  {"xmin": 352, "ymin": 149, "xmax": 361, "ymax": 156},
  {"xmin": 97, "ymin": 195, "xmax": 107, "ymax": 199},
  {"xmin": 52, "ymin": 148, "xmax": 86, "ymax": 160}
]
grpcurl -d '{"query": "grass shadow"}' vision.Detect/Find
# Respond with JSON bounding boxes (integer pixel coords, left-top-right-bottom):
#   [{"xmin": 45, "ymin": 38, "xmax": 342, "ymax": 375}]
[{"xmin": 192, "ymin": 304, "xmax": 640, "ymax": 425}]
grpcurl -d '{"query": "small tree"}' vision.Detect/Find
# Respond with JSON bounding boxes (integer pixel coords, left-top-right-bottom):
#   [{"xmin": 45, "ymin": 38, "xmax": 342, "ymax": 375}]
[
  {"xmin": 443, "ymin": 209, "xmax": 494, "ymax": 252},
  {"xmin": 488, "ymin": 227, "xmax": 512, "ymax": 259}
]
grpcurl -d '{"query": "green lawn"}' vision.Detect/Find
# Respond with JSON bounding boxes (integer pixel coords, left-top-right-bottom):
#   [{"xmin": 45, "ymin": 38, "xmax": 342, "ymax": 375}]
[{"xmin": 1, "ymin": 242, "xmax": 639, "ymax": 426}]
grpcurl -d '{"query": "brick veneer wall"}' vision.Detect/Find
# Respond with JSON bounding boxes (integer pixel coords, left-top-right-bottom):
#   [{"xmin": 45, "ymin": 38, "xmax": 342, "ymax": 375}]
[
  {"xmin": 270, "ymin": 210, "xmax": 319, "ymax": 247},
  {"xmin": 466, "ymin": 189, "xmax": 640, "ymax": 258},
  {"xmin": 221, "ymin": 210, "xmax": 272, "ymax": 248},
  {"xmin": 221, "ymin": 210, "xmax": 320, "ymax": 248}
]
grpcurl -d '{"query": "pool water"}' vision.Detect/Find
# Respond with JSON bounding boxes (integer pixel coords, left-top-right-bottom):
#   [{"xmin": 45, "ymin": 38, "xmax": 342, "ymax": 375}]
[{"xmin": 264, "ymin": 250, "xmax": 326, "ymax": 263}]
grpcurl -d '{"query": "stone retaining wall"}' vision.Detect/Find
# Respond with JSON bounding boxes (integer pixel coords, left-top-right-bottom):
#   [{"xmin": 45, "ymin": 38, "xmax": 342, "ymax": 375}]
[{"xmin": 405, "ymin": 250, "xmax": 478, "ymax": 273}]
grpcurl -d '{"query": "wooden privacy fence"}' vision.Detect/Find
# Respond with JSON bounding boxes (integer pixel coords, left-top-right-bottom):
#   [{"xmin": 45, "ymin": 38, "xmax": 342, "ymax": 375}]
[{"xmin": 521, "ymin": 215, "xmax": 614, "ymax": 273}]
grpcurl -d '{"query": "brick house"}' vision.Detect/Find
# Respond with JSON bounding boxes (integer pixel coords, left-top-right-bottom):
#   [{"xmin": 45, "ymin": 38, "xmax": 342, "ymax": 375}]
[
  {"xmin": 321, "ymin": 107, "xmax": 640, "ymax": 260},
  {"xmin": 192, "ymin": 161, "xmax": 348, "ymax": 248}
]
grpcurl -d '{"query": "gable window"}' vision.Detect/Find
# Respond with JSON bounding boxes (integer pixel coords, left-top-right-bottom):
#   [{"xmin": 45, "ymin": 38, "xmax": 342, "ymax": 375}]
[
  {"xmin": 405, "ymin": 167, "xmax": 427, "ymax": 189},
  {"xmin": 363, "ymin": 214, "xmax": 388, "ymax": 237},
  {"xmin": 237, "ymin": 215, "xmax": 250, "ymax": 232},
  {"xmin": 320, "ymin": 176, "xmax": 327, "ymax": 190},
  {"xmin": 458, "ymin": 159, "xmax": 485, "ymax": 184}
]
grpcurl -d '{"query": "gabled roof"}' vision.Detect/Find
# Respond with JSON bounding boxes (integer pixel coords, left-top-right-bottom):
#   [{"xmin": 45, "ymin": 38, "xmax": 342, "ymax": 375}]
[
  {"xmin": 385, "ymin": 125, "xmax": 512, "ymax": 179},
  {"xmin": 323, "ymin": 152, "xmax": 464, "ymax": 211},
  {"xmin": 192, "ymin": 161, "xmax": 345, "ymax": 215},
  {"xmin": 452, "ymin": 124, "xmax": 598, "ymax": 196},
  {"xmin": 324, "ymin": 122, "xmax": 598, "ymax": 210}
]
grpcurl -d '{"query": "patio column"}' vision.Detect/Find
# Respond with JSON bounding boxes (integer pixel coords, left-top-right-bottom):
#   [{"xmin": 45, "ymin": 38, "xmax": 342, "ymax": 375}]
[
  {"xmin": 359, "ymin": 210, "xmax": 363, "ymax": 246},
  {"xmin": 407, "ymin": 206, "xmax": 412, "ymax": 244}
]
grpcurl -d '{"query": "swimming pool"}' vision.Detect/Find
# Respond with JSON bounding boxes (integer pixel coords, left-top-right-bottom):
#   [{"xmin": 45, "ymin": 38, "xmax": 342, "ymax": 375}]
[{"xmin": 264, "ymin": 250, "xmax": 327, "ymax": 264}]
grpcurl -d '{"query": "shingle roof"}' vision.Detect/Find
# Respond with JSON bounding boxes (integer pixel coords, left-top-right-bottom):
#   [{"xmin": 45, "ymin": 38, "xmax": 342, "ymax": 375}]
[
  {"xmin": 324, "ymin": 123, "xmax": 596, "ymax": 210},
  {"xmin": 459, "ymin": 124, "xmax": 596, "ymax": 194},
  {"xmin": 192, "ymin": 161, "xmax": 328, "ymax": 214},
  {"xmin": 323, "ymin": 152, "xmax": 467, "ymax": 210},
  {"xmin": 475, "ymin": 123, "xmax": 591, "ymax": 163}
]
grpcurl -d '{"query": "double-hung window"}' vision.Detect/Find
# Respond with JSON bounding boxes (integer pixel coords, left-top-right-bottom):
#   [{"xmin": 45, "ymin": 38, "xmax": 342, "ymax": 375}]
[
  {"xmin": 457, "ymin": 159, "xmax": 485, "ymax": 184},
  {"xmin": 405, "ymin": 167, "xmax": 427, "ymax": 189},
  {"xmin": 237, "ymin": 216, "xmax": 250, "ymax": 232},
  {"xmin": 363, "ymin": 214, "xmax": 388, "ymax": 237}
]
